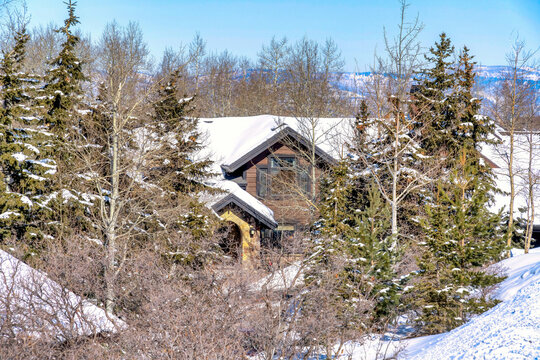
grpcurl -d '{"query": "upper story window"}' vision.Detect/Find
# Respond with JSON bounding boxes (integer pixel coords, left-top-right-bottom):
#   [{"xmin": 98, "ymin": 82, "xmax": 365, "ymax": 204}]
[{"xmin": 257, "ymin": 155, "xmax": 310, "ymax": 199}]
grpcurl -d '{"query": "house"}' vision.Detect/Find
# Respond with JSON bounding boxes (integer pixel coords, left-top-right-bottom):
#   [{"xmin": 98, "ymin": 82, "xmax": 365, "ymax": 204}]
[
  {"xmin": 200, "ymin": 115, "xmax": 350, "ymax": 265},
  {"xmin": 480, "ymin": 126, "xmax": 540, "ymax": 248},
  {"xmin": 201, "ymin": 115, "xmax": 540, "ymax": 265}
]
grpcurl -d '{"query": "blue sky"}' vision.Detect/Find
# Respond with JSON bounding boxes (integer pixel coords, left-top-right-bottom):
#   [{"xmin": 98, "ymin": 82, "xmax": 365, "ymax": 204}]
[{"xmin": 22, "ymin": 0, "xmax": 540, "ymax": 71}]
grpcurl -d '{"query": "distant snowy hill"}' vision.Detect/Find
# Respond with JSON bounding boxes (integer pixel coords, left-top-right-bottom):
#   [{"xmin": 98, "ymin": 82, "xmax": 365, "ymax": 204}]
[{"xmin": 333, "ymin": 65, "xmax": 540, "ymax": 98}]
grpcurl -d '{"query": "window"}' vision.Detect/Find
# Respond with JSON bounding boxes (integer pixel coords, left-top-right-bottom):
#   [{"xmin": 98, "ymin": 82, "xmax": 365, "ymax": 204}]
[
  {"xmin": 257, "ymin": 155, "xmax": 310, "ymax": 199},
  {"xmin": 256, "ymin": 166, "xmax": 268, "ymax": 198}
]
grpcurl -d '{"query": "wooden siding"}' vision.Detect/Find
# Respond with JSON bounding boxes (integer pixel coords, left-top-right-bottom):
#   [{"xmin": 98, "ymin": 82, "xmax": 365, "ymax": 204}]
[{"xmin": 242, "ymin": 141, "xmax": 324, "ymax": 227}]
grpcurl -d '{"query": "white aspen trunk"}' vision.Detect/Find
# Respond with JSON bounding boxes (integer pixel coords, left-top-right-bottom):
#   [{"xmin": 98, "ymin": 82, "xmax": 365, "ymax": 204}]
[
  {"xmin": 311, "ymin": 123, "xmax": 317, "ymax": 205},
  {"xmin": 391, "ymin": 113, "xmax": 399, "ymax": 238},
  {"xmin": 105, "ymin": 108, "xmax": 120, "ymax": 313},
  {"xmin": 524, "ymin": 132, "xmax": 535, "ymax": 254},
  {"xmin": 506, "ymin": 63, "xmax": 518, "ymax": 256},
  {"xmin": 507, "ymin": 126, "xmax": 515, "ymax": 251}
]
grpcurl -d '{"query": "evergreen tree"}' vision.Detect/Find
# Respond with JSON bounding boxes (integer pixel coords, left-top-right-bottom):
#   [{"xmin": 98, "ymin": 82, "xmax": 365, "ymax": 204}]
[
  {"xmin": 42, "ymin": 0, "xmax": 92, "ymax": 244},
  {"xmin": 413, "ymin": 149, "xmax": 505, "ymax": 334},
  {"xmin": 0, "ymin": 26, "xmax": 57, "ymax": 246},
  {"xmin": 305, "ymin": 158, "xmax": 398, "ymax": 326},
  {"xmin": 45, "ymin": 0, "xmax": 86, "ymax": 135},
  {"xmin": 412, "ymin": 44, "xmax": 505, "ymax": 334},
  {"xmin": 348, "ymin": 100, "xmax": 372, "ymax": 211},
  {"xmin": 146, "ymin": 70, "xmax": 217, "ymax": 268},
  {"xmin": 453, "ymin": 47, "xmax": 497, "ymax": 164},
  {"xmin": 149, "ymin": 69, "xmax": 212, "ymax": 194},
  {"xmin": 353, "ymin": 183, "xmax": 399, "ymax": 319},
  {"xmin": 304, "ymin": 160, "xmax": 369, "ymax": 330},
  {"xmin": 414, "ymin": 33, "xmax": 457, "ymax": 161}
]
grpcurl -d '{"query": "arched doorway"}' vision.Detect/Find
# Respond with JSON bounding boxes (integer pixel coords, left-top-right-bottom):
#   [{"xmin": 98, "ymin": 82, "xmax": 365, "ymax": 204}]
[
  {"xmin": 217, "ymin": 222, "xmax": 242, "ymax": 261},
  {"xmin": 218, "ymin": 209, "xmax": 261, "ymax": 266}
]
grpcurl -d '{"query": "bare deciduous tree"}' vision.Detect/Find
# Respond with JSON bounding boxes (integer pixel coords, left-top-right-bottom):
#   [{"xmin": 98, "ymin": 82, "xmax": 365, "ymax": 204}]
[
  {"xmin": 76, "ymin": 21, "xmax": 153, "ymax": 313},
  {"xmin": 488, "ymin": 39, "xmax": 537, "ymax": 252},
  {"xmin": 258, "ymin": 35, "xmax": 288, "ymax": 89},
  {"xmin": 189, "ymin": 32, "xmax": 206, "ymax": 92},
  {"xmin": 359, "ymin": 0, "xmax": 429, "ymax": 242}
]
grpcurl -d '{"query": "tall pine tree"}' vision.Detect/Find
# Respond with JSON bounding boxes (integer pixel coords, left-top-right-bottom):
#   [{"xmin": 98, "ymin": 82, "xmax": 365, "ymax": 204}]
[
  {"xmin": 145, "ymin": 70, "xmax": 217, "ymax": 268},
  {"xmin": 415, "ymin": 33, "xmax": 456, "ymax": 162},
  {"xmin": 0, "ymin": 25, "xmax": 57, "ymax": 248},
  {"xmin": 411, "ymin": 43, "xmax": 505, "ymax": 334},
  {"xmin": 45, "ymin": 0, "xmax": 86, "ymax": 135},
  {"xmin": 42, "ymin": 0, "xmax": 91, "ymax": 244},
  {"xmin": 413, "ymin": 149, "xmax": 505, "ymax": 334}
]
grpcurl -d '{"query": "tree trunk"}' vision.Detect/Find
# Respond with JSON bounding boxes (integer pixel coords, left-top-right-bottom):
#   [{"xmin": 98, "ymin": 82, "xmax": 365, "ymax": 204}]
[
  {"xmin": 524, "ymin": 132, "xmax": 535, "ymax": 254},
  {"xmin": 506, "ymin": 56, "xmax": 519, "ymax": 256},
  {"xmin": 507, "ymin": 126, "xmax": 515, "ymax": 254},
  {"xmin": 105, "ymin": 110, "xmax": 120, "ymax": 313},
  {"xmin": 391, "ymin": 114, "xmax": 399, "ymax": 239}
]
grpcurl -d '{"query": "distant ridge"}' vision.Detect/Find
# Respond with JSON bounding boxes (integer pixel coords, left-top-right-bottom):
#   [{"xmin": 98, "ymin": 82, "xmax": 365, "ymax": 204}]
[{"xmin": 334, "ymin": 65, "xmax": 540, "ymax": 96}]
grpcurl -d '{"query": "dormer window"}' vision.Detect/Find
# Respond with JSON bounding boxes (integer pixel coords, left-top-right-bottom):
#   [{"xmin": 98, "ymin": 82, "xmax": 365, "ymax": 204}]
[{"xmin": 256, "ymin": 155, "xmax": 310, "ymax": 199}]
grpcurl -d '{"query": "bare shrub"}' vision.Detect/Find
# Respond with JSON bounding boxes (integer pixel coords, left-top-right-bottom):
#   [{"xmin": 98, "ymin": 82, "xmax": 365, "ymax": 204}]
[{"xmin": 0, "ymin": 240, "xmax": 123, "ymax": 359}]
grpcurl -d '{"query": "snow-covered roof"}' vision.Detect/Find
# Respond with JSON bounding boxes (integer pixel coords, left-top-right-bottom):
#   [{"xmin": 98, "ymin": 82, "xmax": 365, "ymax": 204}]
[
  {"xmin": 199, "ymin": 115, "xmax": 351, "ymax": 227},
  {"xmin": 0, "ymin": 249, "xmax": 125, "ymax": 341},
  {"xmin": 199, "ymin": 115, "xmax": 351, "ymax": 174},
  {"xmin": 480, "ymin": 126, "xmax": 540, "ymax": 224},
  {"xmin": 199, "ymin": 116, "xmax": 539, "ymax": 227},
  {"xmin": 206, "ymin": 180, "xmax": 277, "ymax": 228}
]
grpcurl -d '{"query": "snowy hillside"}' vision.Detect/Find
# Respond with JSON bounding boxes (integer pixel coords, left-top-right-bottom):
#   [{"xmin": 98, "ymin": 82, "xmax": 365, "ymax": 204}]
[
  {"xmin": 334, "ymin": 65, "xmax": 540, "ymax": 96},
  {"xmin": 245, "ymin": 249, "xmax": 540, "ymax": 360},
  {"xmin": 0, "ymin": 249, "xmax": 125, "ymax": 340},
  {"xmin": 401, "ymin": 248, "xmax": 540, "ymax": 360}
]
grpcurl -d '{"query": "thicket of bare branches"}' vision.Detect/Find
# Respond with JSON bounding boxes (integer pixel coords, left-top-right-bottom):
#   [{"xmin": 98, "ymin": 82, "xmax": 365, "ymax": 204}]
[
  {"xmin": 1, "ymin": 232, "xmax": 401, "ymax": 360},
  {"xmin": 153, "ymin": 33, "xmax": 355, "ymax": 118}
]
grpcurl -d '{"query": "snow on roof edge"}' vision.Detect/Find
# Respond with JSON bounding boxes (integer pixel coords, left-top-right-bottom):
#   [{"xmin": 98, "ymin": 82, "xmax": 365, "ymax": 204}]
[{"xmin": 205, "ymin": 180, "xmax": 277, "ymax": 228}]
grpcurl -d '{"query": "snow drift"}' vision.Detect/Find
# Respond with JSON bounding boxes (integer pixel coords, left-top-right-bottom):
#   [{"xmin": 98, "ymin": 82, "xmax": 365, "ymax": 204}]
[
  {"xmin": 0, "ymin": 249, "xmax": 125, "ymax": 341},
  {"xmin": 403, "ymin": 249, "xmax": 540, "ymax": 360}
]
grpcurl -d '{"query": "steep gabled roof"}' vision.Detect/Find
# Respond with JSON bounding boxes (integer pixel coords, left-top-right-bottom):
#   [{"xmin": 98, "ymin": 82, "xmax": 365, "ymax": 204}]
[
  {"xmin": 207, "ymin": 180, "xmax": 277, "ymax": 229},
  {"xmin": 222, "ymin": 126, "xmax": 337, "ymax": 173},
  {"xmin": 199, "ymin": 115, "xmax": 350, "ymax": 175}
]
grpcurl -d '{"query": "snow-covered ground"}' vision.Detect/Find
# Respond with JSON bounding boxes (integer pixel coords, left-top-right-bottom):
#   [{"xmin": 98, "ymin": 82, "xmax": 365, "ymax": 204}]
[
  {"xmin": 0, "ymin": 249, "xmax": 125, "ymax": 340},
  {"xmin": 279, "ymin": 248, "xmax": 540, "ymax": 359},
  {"xmin": 398, "ymin": 248, "xmax": 540, "ymax": 360}
]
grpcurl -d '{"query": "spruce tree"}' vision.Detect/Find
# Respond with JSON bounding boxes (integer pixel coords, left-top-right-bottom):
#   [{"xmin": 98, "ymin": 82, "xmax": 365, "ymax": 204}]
[
  {"xmin": 41, "ymin": 0, "xmax": 91, "ymax": 244},
  {"xmin": 45, "ymin": 0, "xmax": 86, "ymax": 135},
  {"xmin": 146, "ymin": 70, "xmax": 216, "ymax": 268},
  {"xmin": 149, "ymin": 69, "xmax": 212, "ymax": 194},
  {"xmin": 305, "ymin": 160, "xmax": 369, "ymax": 330},
  {"xmin": 413, "ymin": 149, "xmax": 505, "ymax": 334},
  {"xmin": 305, "ymin": 158, "xmax": 398, "ymax": 326},
  {"xmin": 0, "ymin": 26, "xmax": 57, "ymax": 247},
  {"xmin": 453, "ymin": 47, "xmax": 497, "ymax": 167},
  {"xmin": 415, "ymin": 33, "xmax": 456, "ymax": 161},
  {"xmin": 412, "ymin": 45, "xmax": 506, "ymax": 334},
  {"xmin": 348, "ymin": 100, "xmax": 372, "ymax": 211}
]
